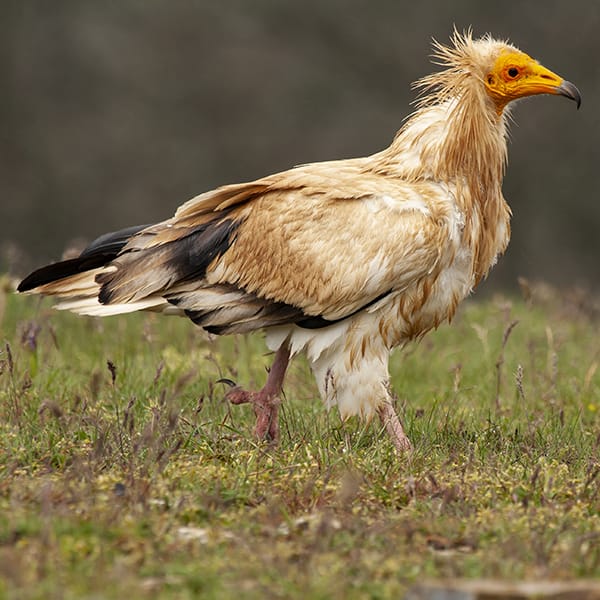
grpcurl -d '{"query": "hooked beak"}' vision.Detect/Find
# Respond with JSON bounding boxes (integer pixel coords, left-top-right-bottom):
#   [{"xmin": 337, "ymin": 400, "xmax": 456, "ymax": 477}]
[
  {"xmin": 513, "ymin": 59, "xmax": 582, "ymax": 110},
  {"xmin": 556, "ymin": 80, "xmax": 582, "ymax": 109}
]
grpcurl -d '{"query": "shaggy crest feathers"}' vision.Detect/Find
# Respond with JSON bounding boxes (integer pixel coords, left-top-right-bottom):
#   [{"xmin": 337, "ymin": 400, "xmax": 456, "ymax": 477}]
[{"xmin": 414, "ymin": 30, "xmax": 512, "ymax": 106}]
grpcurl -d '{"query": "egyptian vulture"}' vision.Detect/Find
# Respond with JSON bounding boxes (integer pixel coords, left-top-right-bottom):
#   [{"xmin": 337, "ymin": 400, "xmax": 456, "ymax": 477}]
[{"xmin": 18, "ymin": 31, "xmax": 580, "ymax": 453}]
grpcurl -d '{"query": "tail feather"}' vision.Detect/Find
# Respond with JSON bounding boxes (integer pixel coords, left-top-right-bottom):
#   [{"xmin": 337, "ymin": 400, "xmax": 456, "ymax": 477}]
[
  {"xmin": 55, "ymin": 295, "xmax": 172, "ymax": 316},
  {"xmin": 18, "ymin": 224, "xmax": 150, "ymax": 294},
  {"xmin": 18, "ymin": 257, "xmax": 109, "ymax": 294},
  {"xmin": 29, "ymin": 267, "xmax": 113, "ymax": 298}
]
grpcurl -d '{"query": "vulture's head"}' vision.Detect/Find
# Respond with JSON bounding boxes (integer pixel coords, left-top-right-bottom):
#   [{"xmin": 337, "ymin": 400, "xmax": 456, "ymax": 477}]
[
  {"xmin": 419, "ymin": 31, "xmax": 581, "ymax": 116},
  {"xmin": 482, "ymin": 45, "xmax": 581, "ymax": 113}
]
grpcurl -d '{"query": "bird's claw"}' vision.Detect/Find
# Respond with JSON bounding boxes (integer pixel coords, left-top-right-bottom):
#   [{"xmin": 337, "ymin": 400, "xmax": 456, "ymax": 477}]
[{"xmin": 218, "ymin": 379, "xmax": 253, "ymax": 406}]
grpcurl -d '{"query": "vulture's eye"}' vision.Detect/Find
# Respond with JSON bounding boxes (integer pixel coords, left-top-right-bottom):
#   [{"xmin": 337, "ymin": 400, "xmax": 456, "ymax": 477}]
[{"xmin": 507, "ymin": 67, "xmax": 519, "ymax": 79}]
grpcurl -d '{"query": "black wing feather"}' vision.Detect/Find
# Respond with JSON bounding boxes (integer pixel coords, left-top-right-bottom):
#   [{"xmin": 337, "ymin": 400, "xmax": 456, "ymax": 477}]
[{"xmin": 17, "ymin": 224, "xmax": 150, "ymax": 292}]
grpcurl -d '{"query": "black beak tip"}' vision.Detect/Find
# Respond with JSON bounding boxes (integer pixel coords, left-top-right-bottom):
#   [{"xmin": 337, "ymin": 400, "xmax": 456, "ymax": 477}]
[{"xmin": 559, "ymin": 80, "xmax": 582, "ymax": 110}]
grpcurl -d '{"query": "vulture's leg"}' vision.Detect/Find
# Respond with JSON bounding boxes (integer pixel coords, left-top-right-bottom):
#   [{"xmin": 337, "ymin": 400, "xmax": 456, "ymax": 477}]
[
  {"xmin": 221, "ymin": 344, "xmax": 290, "ymax": 442},
  {"xmin": 376, "ymin": 401, "xmax": 412, "ymax": 453}
]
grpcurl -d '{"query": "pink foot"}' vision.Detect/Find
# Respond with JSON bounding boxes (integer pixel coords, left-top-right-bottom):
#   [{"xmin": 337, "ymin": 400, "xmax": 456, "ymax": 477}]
[
  {"xmin": 377, "ymin": 401, "xmax": 412, "ymax": 454},
  {"xmin": 221, "ymin": 384, "xmax": 281, "ymax": 442},
  {"xmin": 218, "ymin": 344, "xmax": 290, "ymax": 443}
]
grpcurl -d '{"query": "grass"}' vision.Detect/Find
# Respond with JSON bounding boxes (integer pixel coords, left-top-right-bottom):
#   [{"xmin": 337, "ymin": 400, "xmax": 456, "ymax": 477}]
[{"xmin": 0, "ymin": 276, "xmax": 599, "ymax": 599}]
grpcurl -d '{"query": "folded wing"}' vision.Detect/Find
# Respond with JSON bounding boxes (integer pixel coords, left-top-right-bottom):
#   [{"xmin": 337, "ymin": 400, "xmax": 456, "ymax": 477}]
[{"xmin": 19, "ymin": 161, "xmax": 458, "ymax": 335}]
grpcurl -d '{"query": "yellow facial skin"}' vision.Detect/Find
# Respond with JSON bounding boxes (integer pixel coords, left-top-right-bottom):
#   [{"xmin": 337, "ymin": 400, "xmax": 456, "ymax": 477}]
[{"xmin": 485, "ymin": 50, "xmax": 581, "ymax": 114}]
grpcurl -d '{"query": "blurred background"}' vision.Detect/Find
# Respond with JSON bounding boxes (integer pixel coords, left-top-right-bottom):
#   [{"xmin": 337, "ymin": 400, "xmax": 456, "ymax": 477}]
[{"xmin": 2, "ymin": 1, "xmax": 598, "ymax": 292}]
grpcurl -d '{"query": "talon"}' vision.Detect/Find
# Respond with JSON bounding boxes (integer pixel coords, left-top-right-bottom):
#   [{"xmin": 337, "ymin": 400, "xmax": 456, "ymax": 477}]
[
  {"xmin": 216, "ymin": 345, "xmax": 290, "ymax": 443},
  {"xmin": 218, "ymin": 378, "xmax": 251, "ymax": 405}
]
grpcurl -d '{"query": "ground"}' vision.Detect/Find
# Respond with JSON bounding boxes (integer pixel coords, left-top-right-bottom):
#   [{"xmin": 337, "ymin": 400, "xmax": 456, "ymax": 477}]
[{"xmin": 0, "ymin": 277, "xmax": 599, "ymax": 599}]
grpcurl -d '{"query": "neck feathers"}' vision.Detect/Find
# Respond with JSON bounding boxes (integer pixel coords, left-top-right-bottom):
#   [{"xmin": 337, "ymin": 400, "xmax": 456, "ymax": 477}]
[{"xmin": 374, "ymin": 31, "xmax": 513, "ymax": 283}]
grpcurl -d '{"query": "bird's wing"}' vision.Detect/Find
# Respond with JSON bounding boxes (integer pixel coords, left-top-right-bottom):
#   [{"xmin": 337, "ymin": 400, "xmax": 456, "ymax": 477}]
[{"xmin": 94, "ymin": 160, "xmax": 462, "ymax": 331}]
